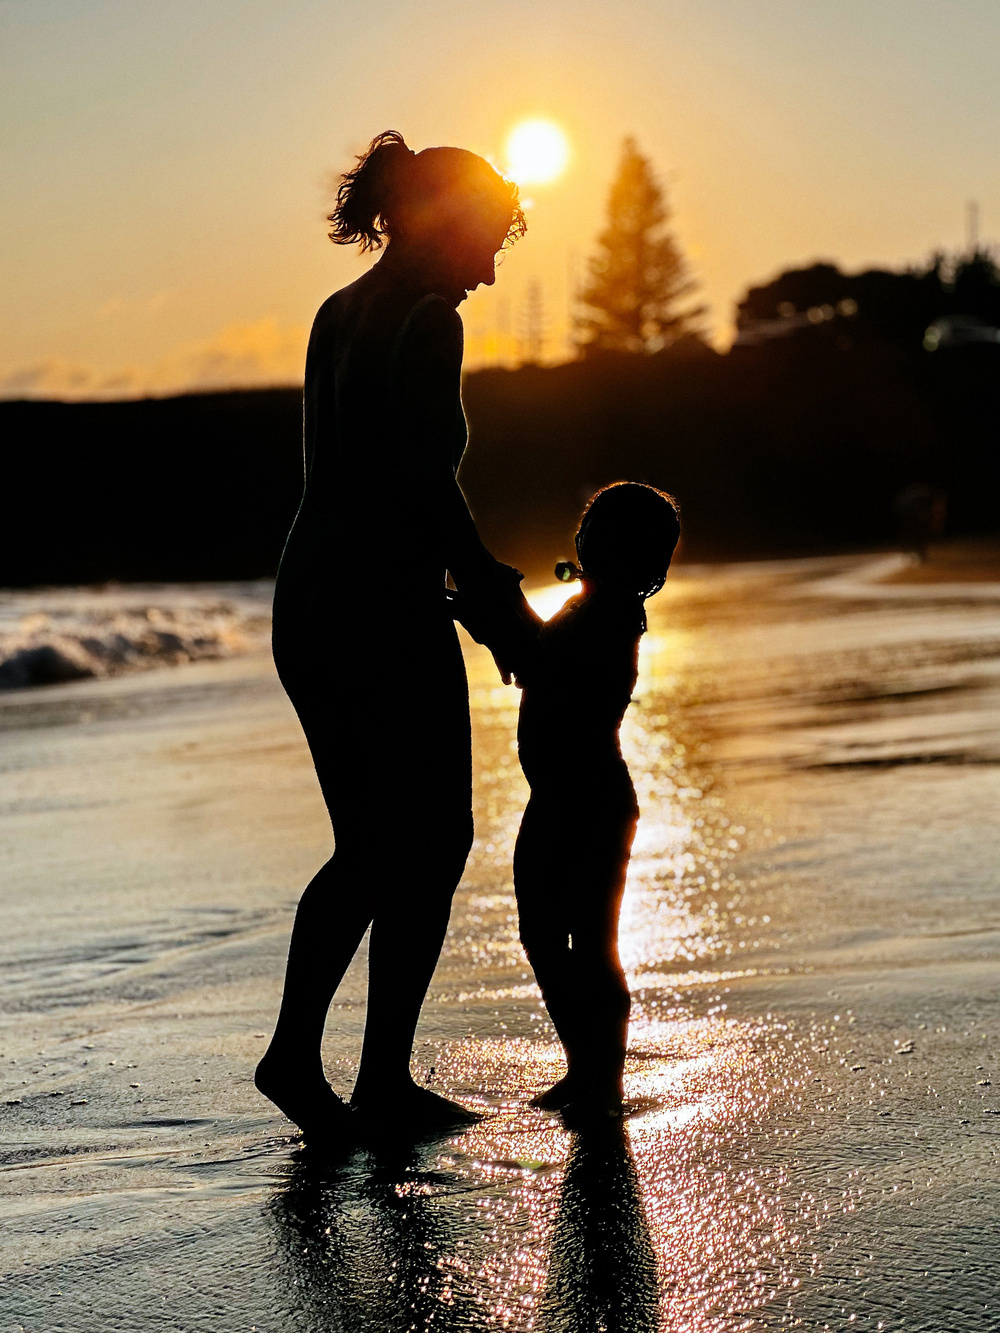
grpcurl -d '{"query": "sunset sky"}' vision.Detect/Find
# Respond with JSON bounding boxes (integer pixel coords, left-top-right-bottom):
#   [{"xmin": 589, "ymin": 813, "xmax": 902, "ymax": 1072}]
[{"xmin": 3, "ymin": 0, "xmax": 999, "ymax": 398}]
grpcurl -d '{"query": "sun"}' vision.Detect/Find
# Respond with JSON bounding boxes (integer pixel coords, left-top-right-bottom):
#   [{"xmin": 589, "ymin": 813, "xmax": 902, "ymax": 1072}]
[{"xmin": 504, "ymin": 119, "xmax": 569, "ymax": 187}]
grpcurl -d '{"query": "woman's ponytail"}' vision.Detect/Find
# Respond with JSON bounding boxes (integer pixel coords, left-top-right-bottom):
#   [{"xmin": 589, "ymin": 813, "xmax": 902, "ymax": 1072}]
[{"xmin": 328, "ymin": 130, "xmax": 414, "ymax": 252}]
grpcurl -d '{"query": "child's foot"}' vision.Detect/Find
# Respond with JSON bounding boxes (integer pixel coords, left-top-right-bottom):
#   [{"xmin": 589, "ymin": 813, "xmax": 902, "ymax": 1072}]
[
  {"xmin": 560, "ymin": 1084, "xmax": 626, "ymax": 1126},
  {"xmin": 254, "ymin": 1052, "xmax": 353, "ymax": 1141},
  {"xmin": 529, "ymin": 1075, "xmax": 582, "ymax": 1110},
  {"xmin": 352, "ymin": 1082, "xmax": 483, "ymax": 1133}
]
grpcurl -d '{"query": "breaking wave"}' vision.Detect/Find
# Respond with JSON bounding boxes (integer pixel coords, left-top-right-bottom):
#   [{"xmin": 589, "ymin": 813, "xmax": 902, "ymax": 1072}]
[{"xmin": 0, "ymin": 582, "xmax": 273, "ymax": 690}]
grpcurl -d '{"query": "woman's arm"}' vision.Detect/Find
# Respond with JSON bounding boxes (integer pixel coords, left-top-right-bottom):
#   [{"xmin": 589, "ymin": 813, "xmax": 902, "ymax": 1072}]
[
  {"xmin": 397, "ymin": 295, "xmax": 540, "ymax": 677},
  {"xmin": 396, "ymin": 295, "xmax": 498, "ymax": 586}
]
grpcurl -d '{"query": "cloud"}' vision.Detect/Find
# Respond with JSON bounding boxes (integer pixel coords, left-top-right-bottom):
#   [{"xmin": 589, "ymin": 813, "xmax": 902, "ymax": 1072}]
[
  {"xmin": 96, "ymin": 296, "xmax": 128, "ymax": 319},
  {"xmin": 0, "ymin": 318, "xmax": 308, "ymax": 401},
  {"xmin": 0, "ymin": 358, "xmax": 115, "ymax": 399},
  {"xmin": 161, "ymin": 317, "xmax": 308, "ymax": 392}
]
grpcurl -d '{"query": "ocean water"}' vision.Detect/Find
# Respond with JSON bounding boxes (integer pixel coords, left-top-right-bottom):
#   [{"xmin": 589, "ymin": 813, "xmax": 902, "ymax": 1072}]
[
  {"xmin": 1, "ymin": 556, "xmax": 999, "ymax": 1332},
  {"xmin": 0, "ymin": 583, "xmax": 273, "ymax": 690}
]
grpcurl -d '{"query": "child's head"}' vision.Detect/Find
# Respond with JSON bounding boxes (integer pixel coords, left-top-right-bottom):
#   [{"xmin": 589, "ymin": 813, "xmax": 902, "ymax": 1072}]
[{"xmin": 575, "ymin": 483, "xmax": 680, "ymax": 598}]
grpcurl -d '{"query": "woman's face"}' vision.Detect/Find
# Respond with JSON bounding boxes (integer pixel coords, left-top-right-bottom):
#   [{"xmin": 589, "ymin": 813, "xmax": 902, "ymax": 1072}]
[
  {"xmin": 438, "ymin": 208, "xmax": 512, "ymax": 304},
  {"xmin": 398, "ymin": 196, "xmax": 512, "ymax": 305}
]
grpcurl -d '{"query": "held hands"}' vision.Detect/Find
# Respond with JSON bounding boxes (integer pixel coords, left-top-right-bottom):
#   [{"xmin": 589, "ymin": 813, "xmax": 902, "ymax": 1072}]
[{"xmin": 446, "ymin": 562, "xmax": 542, "ymax": 686}]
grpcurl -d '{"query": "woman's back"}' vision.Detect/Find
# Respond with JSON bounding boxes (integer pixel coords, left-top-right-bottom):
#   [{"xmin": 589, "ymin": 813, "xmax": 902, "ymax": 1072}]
[{"xmin": 291, "ymin": 264, "xmax": 467, "ymax": 589}]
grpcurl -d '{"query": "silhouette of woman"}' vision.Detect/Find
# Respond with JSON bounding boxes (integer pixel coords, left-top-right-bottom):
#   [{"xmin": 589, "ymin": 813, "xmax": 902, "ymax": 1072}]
[{"xmin": 256, "ymin": 131, "xmax": 533, "ymax": 1137}]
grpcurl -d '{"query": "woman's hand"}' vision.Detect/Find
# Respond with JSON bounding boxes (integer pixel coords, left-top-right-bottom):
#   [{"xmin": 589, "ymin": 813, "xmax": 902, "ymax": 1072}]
[{"xmin": 448, "ymin": 563, "xmax": 542, "ymax": 685}]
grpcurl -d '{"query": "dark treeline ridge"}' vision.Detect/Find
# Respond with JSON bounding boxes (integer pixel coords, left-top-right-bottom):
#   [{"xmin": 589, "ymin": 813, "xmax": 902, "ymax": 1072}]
[
  {"xmin": 461, "ymin": 337, "xmax": 978, "ymax": 573},
  {"xmin": 2, "ymin": 268, "xmax": 999, "ymax": 586},
  {"xmin": 0, "ymin": 390, "xmax": 305, "ymax": 586}
]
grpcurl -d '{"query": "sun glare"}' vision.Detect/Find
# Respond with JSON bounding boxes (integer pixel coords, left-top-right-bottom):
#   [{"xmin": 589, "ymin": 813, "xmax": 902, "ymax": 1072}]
[
  {"xmin": 505, "ymin": 119, "xmax": 569, "ymax": 187},
  {"xmin": 524, "ymin": 581, "xmax": 578, "ymax": 620}
]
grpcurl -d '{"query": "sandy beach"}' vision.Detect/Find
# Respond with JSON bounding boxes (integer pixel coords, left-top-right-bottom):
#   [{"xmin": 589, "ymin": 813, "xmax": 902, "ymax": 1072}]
[{"xmin": 2, "ymin": 554, "xmax": 999, "ymax": 1331}]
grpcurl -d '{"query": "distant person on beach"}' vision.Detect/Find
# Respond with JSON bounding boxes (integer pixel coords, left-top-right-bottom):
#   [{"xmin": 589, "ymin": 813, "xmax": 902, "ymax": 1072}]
[
  {"xmin": 892, "ymin": 482, "xmax": 947, "ymax": 563},
  {"xmin": 256, "ymin": 131, "xmax": 536, "ymax": 1138},
  {"xmin": 513, "ymin": 483, "xmax": 679, "ymax": 1119}
]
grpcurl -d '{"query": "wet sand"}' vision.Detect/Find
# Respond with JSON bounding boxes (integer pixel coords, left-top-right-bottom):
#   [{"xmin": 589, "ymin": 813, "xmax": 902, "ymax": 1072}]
[{"xmin": 2, "ymin": 556, "xmax": 999, "ymax": 1331}]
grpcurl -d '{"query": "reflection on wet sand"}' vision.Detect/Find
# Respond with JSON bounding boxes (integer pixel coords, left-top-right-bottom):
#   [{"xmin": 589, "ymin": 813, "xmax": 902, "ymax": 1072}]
[
  {"xmin": 270, "ymin": 1145, "xmax": 480, "ymax": 1331},
  {"xmin": 260, "ymin": 991, "xmax": 800, "ymax": 1330},
  {"xmin": 537, "ymin": 1126, "xmax": 658, "ymax": 1333},
  {"xmin": 269, "ymin": 1123, "xmax": 660, "ymax": 1333}
]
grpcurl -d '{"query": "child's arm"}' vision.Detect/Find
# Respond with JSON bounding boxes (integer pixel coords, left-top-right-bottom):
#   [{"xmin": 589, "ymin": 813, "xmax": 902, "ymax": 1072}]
[{"xmin": 447, "ymin": 581, "xmax": 542, "ymax": 685}]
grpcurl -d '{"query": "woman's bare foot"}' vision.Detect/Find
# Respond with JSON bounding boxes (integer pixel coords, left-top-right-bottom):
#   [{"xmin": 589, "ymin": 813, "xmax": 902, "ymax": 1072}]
[
  {"xmin": 529, "ymin": 1075, "xmax": 582, "ymax": 1111},
  {"xmin": 254, "ymin": 1052, "xmax": 353, "ymax": 1141},
  {"xmin": 352, "ymin": 1081, "xmax": 482, "ymax": 1133}
]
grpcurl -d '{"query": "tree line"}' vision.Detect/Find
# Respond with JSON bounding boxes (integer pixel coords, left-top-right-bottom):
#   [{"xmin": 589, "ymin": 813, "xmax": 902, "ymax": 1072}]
[{"xmin": 580, "ymin": 135, "xmax": 1000, "ymax": 357}]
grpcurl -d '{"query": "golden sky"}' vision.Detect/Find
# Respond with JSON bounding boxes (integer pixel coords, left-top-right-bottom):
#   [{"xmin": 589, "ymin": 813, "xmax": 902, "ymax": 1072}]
[{"xmin": 2, "ymin": 0, "xmax": 999, "ymax": 398}]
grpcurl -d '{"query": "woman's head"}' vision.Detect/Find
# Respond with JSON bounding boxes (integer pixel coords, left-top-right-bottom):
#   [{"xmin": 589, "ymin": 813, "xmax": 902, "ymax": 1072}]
[
  {"xmin": 575, "ymin": 483, "xmax": 680, "ymax": 599},
  {"xmin": 328, "ymin": 130, "xmax": 526, "ymax": 302}
]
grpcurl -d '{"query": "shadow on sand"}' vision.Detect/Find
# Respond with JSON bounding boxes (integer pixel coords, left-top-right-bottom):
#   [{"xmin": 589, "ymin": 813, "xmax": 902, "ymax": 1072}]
[
  {"xmin": 267, "ymin": 1121, "xmax": 659, "ymax": 1331},
  {"xmin": 536, "ymin": 1122, "xmax": 659, "ymax": 1333}
]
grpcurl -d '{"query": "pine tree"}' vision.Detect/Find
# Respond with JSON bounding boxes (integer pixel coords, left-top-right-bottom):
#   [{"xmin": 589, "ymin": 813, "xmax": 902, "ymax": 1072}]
[{"xmin": 577, "ymin": 137, "xmax": 704, "ymax": 356}]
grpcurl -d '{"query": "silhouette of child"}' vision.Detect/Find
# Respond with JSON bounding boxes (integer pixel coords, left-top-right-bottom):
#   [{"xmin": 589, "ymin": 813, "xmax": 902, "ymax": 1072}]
[{"xmin": 514, "ymin": 483, "xmax": 680, "ymax": 1119}]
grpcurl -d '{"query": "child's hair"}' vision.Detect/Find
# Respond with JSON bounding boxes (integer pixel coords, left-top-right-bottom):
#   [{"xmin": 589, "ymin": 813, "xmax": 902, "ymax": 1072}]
[
  {"xmin": 328, "ymin": 130, "xmax": 527, "ymax": 253},
  {"xmin": 575, "ymin": 482, "xmax": 680, "ymax": 598}
]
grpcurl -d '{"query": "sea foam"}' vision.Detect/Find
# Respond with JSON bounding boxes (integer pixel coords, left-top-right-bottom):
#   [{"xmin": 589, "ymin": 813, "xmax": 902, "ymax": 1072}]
[{"xmin": 0, "ymin": 582, "xmax": 273, "ymax": 690}]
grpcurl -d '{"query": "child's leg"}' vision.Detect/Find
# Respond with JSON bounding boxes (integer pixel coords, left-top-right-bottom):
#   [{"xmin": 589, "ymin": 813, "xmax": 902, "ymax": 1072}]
[
  {"xmin": 514, "ymin": 796, "xmax": 589, "ymax": 1103},
  {"xmin": 563, "ymin": 809, "xmax": 637, "ymax": 1113}
]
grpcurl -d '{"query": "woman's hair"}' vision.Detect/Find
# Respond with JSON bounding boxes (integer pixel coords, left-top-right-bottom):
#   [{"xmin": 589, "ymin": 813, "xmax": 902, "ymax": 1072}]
[
  {"xmin": 575, "ymin": 482, "xmax": 680, "ymax": 598},
  {"xmin": 328, "ymin": 130, "xmax": 527, "ymax": 252}
]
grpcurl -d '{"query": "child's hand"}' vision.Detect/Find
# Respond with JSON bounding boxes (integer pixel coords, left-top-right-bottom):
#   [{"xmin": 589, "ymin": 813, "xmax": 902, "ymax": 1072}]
[{"xmin": 447, "ymin": 566, "xmax": 541, "ymax": 686}]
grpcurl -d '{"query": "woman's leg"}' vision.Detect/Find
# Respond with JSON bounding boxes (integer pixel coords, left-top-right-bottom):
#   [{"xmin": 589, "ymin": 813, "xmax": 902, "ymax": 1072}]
[
  {"xmin": 255, "ymin": 845, "xmax": 374, "ymax": 1132},
  {"xmin": 255, "ymin": 635, "xmax": 382, "ymax": 1134},
  {"xmin": 351, "ymin": 809, "xmax": 474, "ymax": 1121},
  {"xmin": 258, "ymin": 807, "xmax": 475, "ymax": 1132},
  {"xmin": 350, "ymin": 612, "xmax": 477, "ymax": 1122},
  {"xmin": 260, "ymin": 608, "xmax": 475, "ymax": 1133}
]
